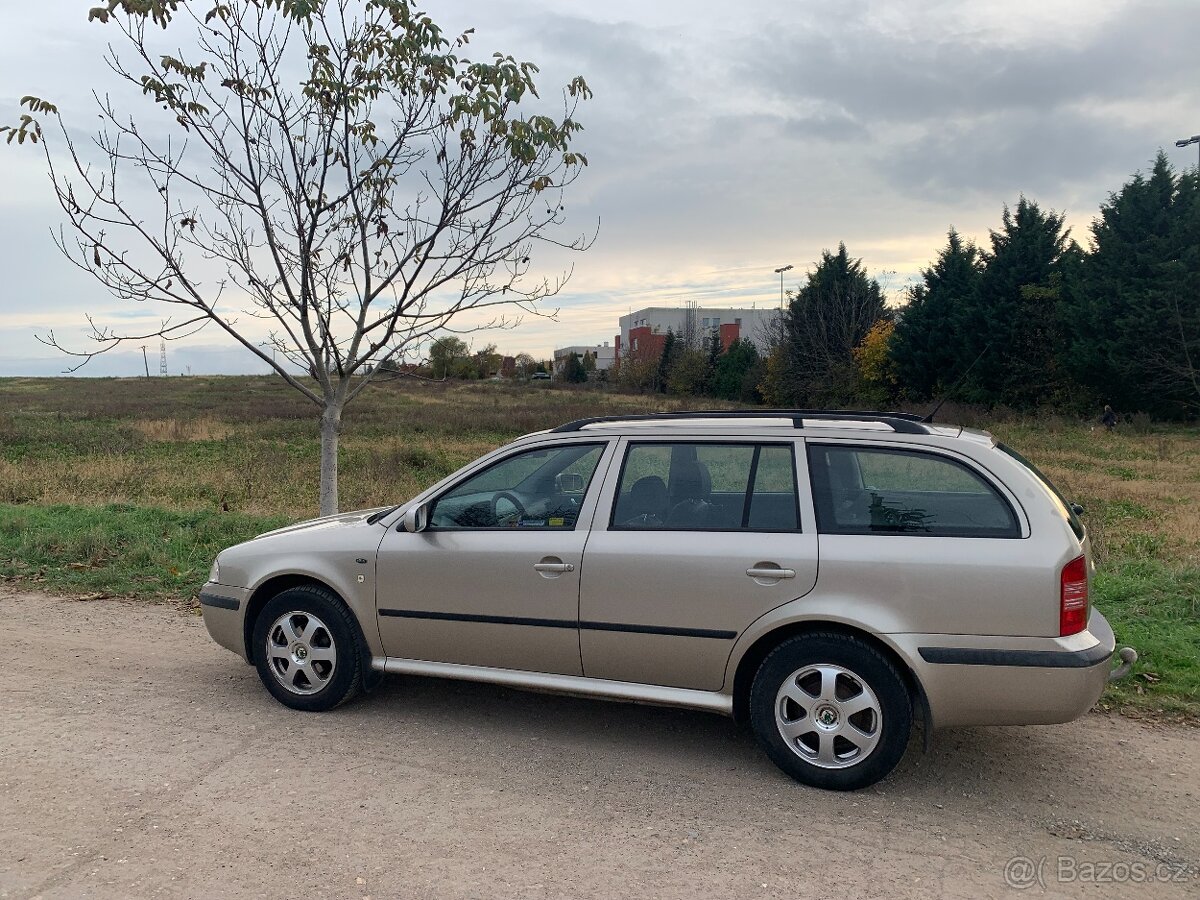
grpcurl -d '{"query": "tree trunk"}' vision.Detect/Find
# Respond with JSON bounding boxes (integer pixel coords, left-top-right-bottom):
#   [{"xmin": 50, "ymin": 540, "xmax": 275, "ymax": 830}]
[{"xmin": 319, "ymin": 403, "xmax": 343, "ymax": 516}]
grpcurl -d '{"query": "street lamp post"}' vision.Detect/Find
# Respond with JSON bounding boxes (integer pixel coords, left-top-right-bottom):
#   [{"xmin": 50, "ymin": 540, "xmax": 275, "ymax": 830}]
[
  {"xmin": 774, "ymin": 264, "xmax": 793, "ymax": 310},
  {"xmin": 1176, "ymin": 134, "xmax": 1200, "ymax": 169}
]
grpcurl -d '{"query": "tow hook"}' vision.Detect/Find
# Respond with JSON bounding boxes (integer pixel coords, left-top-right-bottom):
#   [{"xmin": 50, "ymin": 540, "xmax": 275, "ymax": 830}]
[{"xmin": 1109, "ymin": 647, "xmax": 1138, "ymax": 682}]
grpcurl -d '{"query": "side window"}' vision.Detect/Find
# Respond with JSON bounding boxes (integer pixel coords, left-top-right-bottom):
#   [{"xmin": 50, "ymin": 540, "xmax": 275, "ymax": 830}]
[
  {"xmin": 611, "ymin": 443, "xmax": 799, "ymax": 531},
  {"xmin": 430, "ymin": 443, "xmax": 605, "ymax": 529},
  {"xmin": 807, "ymin": 445, "xmax": 1019, "ymax": 537}
]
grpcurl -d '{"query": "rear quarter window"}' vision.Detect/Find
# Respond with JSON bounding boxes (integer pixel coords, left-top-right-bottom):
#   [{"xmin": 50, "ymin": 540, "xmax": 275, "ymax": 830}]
[{"xmin": 997, "ymin": 443, "xmax": 1085, "ymax": 540}]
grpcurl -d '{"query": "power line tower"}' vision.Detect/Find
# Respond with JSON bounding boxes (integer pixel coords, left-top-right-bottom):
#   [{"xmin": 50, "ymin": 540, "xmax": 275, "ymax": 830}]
[{"xmin": 159, "ymin": 340, "xmax": 168, "ymax": 376}]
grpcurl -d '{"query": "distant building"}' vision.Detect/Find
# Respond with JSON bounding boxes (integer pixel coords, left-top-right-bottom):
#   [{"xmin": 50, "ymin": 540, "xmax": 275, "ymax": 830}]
[
  {"xmin": 615, "ymin": 306, "xmax": 778, "ymax": 364},
  {"xmin": 552, "ymin": 342, "xmax": 615, "ymax": 375}
]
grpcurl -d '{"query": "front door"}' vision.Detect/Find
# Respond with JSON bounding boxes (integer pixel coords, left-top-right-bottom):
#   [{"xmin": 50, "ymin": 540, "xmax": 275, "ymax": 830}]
[
  {"xmin": 376, "ymin": 440, "xmax": 612, "ymax": 675},
  {"xmin": 579, "ymin": 438, "xmax": 819, "ymax": 690}
]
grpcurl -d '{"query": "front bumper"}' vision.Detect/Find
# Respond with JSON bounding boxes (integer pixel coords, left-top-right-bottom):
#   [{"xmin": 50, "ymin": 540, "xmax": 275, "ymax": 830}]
[
  {"xmin": 199, "ymin": 582, "xmax": 251, "ymax": 662},
  {"xmin": 894, "ymin": 608, "xmax": 1117, "ymax": 729}
]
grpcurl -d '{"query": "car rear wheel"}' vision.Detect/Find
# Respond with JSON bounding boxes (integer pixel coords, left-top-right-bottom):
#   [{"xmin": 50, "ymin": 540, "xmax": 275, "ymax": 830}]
[
  {"xmin": 749, "ymin": 633, "xmax": 911, "ymax": 790},
  {"xmin": 252, "ymin": 586, "xmax": 362, "ymax": 712}
]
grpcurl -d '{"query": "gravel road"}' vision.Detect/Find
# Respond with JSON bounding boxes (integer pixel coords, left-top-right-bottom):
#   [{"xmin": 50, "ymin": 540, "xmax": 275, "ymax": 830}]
[{"xmin": 1, "ymin": 589, "xmax": 1196, "ymax": 899}]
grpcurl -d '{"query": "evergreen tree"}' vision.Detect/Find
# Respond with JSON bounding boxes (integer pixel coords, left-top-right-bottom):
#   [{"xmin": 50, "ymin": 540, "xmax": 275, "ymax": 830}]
[
  {"xmin": 710, "ymin": 338, "xmax": 761, "ymax": 401},
  {"xmin": 891, "ymin": 229, "xmax": 983, "ymax": 400},
  {"xmin": 656, "ymin": 330, "xmax": 679, "ymax": 394},
  {"xmin": 966, "ymin": 198, "xmax": 1075, "ymax": 407},
  {"xmin": 666, "ymin": 347, "xmax": 709, "ymax": 395},
  {"xmin": 762, "ymin": 244, "xmax": 886, "ymax": 406},
  {"xmin": 703, "ymin": 328, "xmax": 724, "ymax": 395},
  {"xmin": 563, "ymin": 352, "xmax": 588, "ymax": 383},
  {"xmin": 1068, "ymin": 153, "xmax": 1200, "ymax": 416}
]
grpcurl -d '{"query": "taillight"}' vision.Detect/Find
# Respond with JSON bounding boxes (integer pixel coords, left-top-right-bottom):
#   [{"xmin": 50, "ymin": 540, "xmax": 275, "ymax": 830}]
[{"xmin": 1060, "ymin": 555, "xmax": 1089, "ymax": 636}]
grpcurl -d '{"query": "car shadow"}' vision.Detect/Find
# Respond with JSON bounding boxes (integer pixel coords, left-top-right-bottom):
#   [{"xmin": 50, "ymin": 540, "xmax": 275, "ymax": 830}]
[
  {"xmin": 212, "ymin": 662, "xmax": 1107, "ymax": 805},
  {"xmin": 357, "ymin": 672, "xmax": 1101, "ymax": 799}
]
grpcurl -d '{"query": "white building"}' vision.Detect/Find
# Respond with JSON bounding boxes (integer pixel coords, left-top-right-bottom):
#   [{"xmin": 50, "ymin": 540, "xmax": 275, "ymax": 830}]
[
  {"xmin": 616, "ymin": 306, "xmax": 778, "ymax": 362},
  {"xmin": 552, "ymin": 342, "xmax": 616, "ymax": 374}
]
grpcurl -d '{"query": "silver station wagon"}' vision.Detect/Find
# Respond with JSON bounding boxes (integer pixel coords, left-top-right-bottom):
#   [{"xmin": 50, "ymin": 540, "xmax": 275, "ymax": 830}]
[{"xmin": 201, "ymin": 411, "xmax": 1129, "ymax": 790}]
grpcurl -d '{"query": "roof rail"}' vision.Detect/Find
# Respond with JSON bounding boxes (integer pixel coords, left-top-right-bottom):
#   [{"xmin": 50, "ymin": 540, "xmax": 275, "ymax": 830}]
[{"xmin": 551, "ymin": 409, "xmax": 930, "ymax": 435}]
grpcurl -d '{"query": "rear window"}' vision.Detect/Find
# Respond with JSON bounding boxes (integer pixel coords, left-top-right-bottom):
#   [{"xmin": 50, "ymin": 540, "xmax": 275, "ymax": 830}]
[
  {"xmin": 997, "ymin": 443, "xmax": 1084, "ymax": 540},
  {"xmin": 808, "ymin": 444, "xmax": 1019, "ymax": 538}
]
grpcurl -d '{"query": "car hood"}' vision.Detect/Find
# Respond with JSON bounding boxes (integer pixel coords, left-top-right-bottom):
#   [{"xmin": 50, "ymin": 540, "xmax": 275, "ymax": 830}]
[{"xmin": 253, "ymin": 507, "xmax": 390, "ymax": 540}]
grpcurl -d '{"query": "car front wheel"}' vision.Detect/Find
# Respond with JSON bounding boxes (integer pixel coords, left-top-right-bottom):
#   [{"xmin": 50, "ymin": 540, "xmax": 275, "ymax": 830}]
[
  {"xmin": 749, "ymin": 632, "xmax": 912, "ymax": 790},
  {"xmin": 252, "ymin": 586, "xmax": 363, "ymax": 712}
]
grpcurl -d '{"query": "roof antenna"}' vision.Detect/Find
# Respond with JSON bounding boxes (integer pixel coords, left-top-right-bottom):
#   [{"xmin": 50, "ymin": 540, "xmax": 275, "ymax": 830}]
[{"xmin": 922, "ymin": 342, "xmax": 992, "ymax": 423}]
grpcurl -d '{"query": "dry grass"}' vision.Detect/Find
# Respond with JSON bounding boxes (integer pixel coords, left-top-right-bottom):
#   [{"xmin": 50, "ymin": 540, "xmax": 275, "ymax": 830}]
[
  {"xmin": 993, "ymin": 424, "xmax": 1200, "ymax": 567},
  {"xmin": 0, "ymin": 376, "xmax": 729, "ymax": 517},
  {"xmin": 3, "ymin": 376, "xmax": 1196, "ymax": 563},
  {"xmin": 0, "ymin": 378, "xmax": 1196, "ymax": 545},
  {"xmin": 128, "ymin": 418, "xmax": 234, "ymax": 442}
]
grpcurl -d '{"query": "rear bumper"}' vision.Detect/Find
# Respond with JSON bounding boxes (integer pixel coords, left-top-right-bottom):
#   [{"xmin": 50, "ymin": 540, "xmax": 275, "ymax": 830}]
[
  {"xmin": 894, "ymin": 609, "xmax": 1116, "ymax": 728},
  {"xmin": 199, "ymin": 583, "xmax": 251, "ymax": 662}
]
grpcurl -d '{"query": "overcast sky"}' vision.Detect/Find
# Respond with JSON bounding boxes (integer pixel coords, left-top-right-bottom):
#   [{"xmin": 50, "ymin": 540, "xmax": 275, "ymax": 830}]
[{"xmin": 1, "ymin": 0, "xmax": 1197, "ymax": 376}]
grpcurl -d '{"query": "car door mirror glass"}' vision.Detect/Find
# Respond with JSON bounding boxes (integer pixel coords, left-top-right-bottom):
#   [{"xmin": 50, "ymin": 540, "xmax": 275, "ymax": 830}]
[{"xmin": 556, "ymin": 472, "xmax": 585, "ymax": 494}]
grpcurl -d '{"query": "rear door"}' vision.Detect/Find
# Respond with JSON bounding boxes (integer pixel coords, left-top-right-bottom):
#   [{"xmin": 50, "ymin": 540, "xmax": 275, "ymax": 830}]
[
  {"xmin": 578, "ymin": 437, "xmax": 818, "ymax": 690},
  {"xmin": 805, "ymin": 441, "xmax": 1054, "ymax": 636}
]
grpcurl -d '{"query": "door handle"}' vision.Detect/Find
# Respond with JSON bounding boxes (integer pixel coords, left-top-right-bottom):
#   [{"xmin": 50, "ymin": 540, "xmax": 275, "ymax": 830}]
[
  {"xmin": 534, "ymin": 562, "xmax": 575, "ymax": 573},
  {"xmin": 746, "ymin": 566, "xmax": 796, "ymax": 579}
]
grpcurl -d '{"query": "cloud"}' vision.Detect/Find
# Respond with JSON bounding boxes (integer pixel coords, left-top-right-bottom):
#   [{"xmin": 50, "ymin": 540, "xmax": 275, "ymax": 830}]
[
  {"xmin": 737, "ymin": 0, "xmax": 1200, "ymax": 198},
  {"xmin": 880, "ymin": 109, "xmax": 1160, "ymax": 204},
  {"xmin": 2, "ymin": 0, "xmax": 1197, "ymax": 367},
  {"xmin": 745, "ymin": 0, "xmax": 1200, "ymax": 122}
]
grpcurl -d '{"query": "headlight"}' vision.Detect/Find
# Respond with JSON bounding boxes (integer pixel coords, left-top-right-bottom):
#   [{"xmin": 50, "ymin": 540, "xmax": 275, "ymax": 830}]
[{"xmin": 209, "ymin": 558, "xmax": 221, "ymax": 583}]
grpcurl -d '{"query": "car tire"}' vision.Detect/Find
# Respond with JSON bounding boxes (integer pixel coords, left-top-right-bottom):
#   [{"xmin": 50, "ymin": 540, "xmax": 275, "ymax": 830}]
[
  {"xmin": 749, "ymin": 632, "xmax": 912, "ymax": 791},
  {"xmin": 252, "ymin": 585, "xmax": 363, "ymax": 712}
]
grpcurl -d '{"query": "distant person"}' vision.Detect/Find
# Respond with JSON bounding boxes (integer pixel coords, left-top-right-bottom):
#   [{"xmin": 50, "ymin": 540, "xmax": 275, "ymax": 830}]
[{"xmin": 1101, "ymin": 405, "xmax": 1118, "ymax": 431}]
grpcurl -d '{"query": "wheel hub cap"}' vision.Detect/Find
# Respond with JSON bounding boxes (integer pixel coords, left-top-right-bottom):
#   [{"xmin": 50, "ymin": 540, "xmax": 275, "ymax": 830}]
[{"xmin": 814, "ymin": 704, "xmax": 840, "ymax": 729}]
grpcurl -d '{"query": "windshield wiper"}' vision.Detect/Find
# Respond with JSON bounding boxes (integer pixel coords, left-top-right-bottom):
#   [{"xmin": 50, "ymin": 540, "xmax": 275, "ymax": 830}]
[{"xmin": 366, "ymin": 505, "xmax": 401, "ymax": 525}]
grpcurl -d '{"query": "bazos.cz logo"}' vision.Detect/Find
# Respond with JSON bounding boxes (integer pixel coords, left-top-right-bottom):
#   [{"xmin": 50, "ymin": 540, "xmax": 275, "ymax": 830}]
[{"xmin": 1004, "ymin": 855, "xmax": 1194, "ymax": 889}]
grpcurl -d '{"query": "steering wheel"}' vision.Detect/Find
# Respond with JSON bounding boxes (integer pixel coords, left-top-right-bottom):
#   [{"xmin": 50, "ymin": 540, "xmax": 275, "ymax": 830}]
[{"xmin": 491, "ymin": 490, "xmax": 528, "ymax": 524}]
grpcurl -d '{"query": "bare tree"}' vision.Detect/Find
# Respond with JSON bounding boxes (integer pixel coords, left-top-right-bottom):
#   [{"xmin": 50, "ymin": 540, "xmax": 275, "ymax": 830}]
[
  {"xmin": 512, "ymin": 352, "xmax": 538, "ymax": 379},
  {"xmin": 1147, "ymin": 292, "xmax": 1200, "ymax": 413},
  {"xmin": 5, "ymin": 0, "xmax": 592, "ymax": 514}
]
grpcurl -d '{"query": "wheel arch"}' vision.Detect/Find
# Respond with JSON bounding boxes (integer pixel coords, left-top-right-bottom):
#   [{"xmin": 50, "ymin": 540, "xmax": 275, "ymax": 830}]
[{"xmin": 730, "ymin": 621, "xmax": 931, "ymax": 734}]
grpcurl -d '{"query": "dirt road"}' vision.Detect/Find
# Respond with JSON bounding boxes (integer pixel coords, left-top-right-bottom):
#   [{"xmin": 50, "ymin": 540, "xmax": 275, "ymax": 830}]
[{"xmin": 1, "ymin": 590, "xmax": 1196, "ymax": 899}]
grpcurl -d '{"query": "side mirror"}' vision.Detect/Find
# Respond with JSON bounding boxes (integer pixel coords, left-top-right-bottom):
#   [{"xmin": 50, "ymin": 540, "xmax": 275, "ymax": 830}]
[{"xmin": 401, "ymin": 502, "xmax": 430, "ymax": 533}]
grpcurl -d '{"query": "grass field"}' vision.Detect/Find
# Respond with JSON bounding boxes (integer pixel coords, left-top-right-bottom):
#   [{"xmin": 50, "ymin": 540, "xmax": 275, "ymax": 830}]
[{"xmin": 1, "ymin": 375, "xmax": 1197, "ymax": 719}]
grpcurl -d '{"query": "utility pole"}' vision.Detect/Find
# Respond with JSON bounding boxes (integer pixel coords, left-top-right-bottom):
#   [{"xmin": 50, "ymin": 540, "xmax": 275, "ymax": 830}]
[
  {"xmin": 140, "ymin": 345, "xmax": 150, "ymax": 377},
  {"xmin": 159, "ymin": 340, "xmax": 168, "ymax": 376},
  {"xmin": 774, "ymin": 264, "xmax": 793, "ymax": 309}
]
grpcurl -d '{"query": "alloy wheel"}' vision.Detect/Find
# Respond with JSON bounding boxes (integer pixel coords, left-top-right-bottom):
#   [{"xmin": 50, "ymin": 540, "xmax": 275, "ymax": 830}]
[
  {"xmin": 264, "ymin": 610, "xmax": 338, "ymax": 696},
  {"xmin": 774, "ymin": 663, "xmax": 882, "ymax": 769}
]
